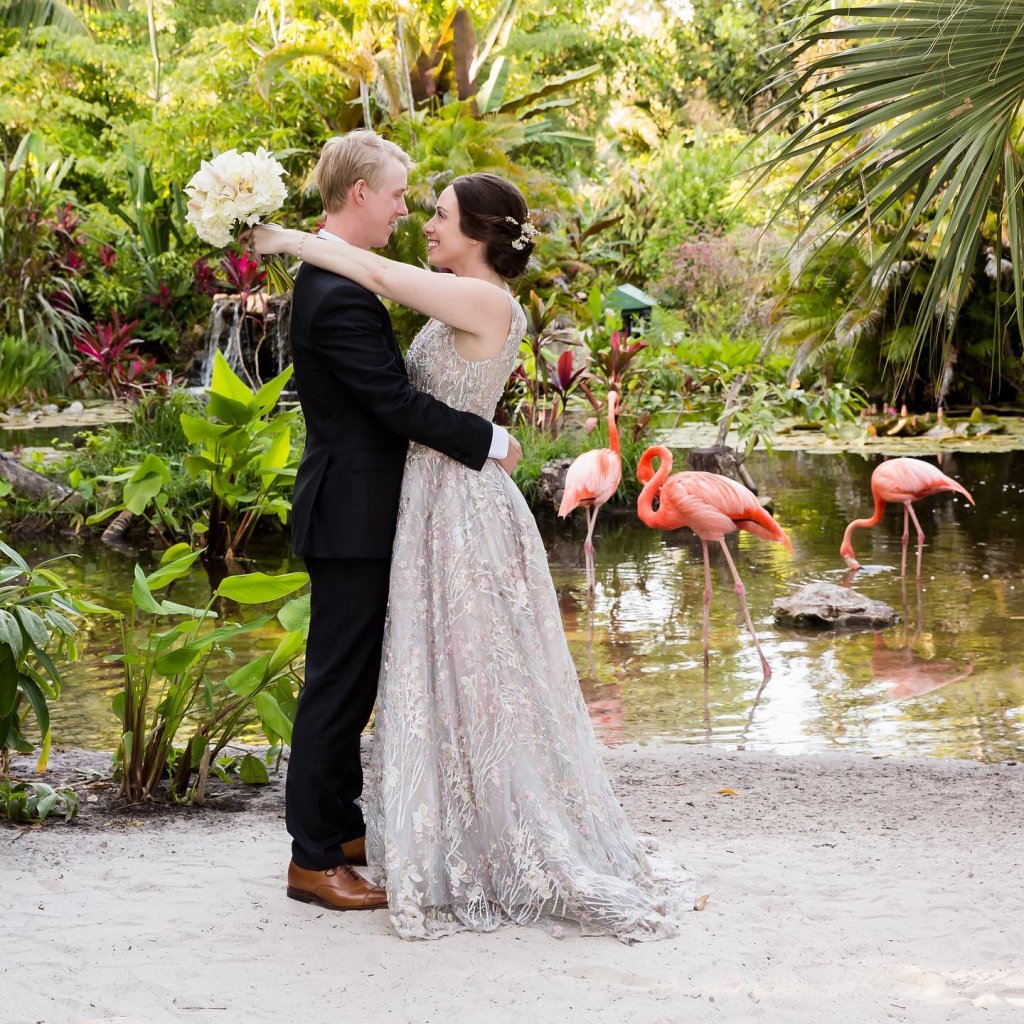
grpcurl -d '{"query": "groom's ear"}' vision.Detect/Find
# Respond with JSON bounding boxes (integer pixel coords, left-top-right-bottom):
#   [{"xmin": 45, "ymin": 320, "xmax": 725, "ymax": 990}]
[{"xmin": 351, "ymin": 179, "xmax": 369, "ymax": 205}]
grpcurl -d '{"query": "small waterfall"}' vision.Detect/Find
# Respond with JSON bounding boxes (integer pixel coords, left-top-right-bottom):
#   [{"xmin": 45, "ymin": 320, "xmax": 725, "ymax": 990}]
[{"xmin": 198, "ymin": 294, "xmax": 293, "ymax": 392}]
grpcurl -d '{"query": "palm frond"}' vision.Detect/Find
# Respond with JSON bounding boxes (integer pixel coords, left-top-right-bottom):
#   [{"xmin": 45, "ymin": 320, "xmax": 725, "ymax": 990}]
[{"xmin": 754, "ymin": 1, "xmax": 1024, "ymax": 389}]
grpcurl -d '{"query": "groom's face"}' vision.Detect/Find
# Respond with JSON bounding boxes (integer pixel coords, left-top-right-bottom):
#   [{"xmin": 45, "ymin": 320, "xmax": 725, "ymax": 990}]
[{"xmin": 358, "ymin": 157, "xmax": 409, "ymax": 248}]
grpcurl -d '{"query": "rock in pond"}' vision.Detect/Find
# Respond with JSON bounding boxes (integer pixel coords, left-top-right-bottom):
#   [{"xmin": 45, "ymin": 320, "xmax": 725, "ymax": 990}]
[{"xmin": 773, "ymin": 582, "xmax": 899, "ymax": 630}]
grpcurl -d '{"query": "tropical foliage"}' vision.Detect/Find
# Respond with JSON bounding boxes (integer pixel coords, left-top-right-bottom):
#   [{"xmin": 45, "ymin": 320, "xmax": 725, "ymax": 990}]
[
  {"xmin": 756, "ymin": 0, "xmax": 1024, "ymax": 405},
  {"xmin": 0, "ymin": 539, "xmax": 97, "ymax": 774},
  {"xmin": 114, "ymin": 545, "xmax": 308, "ymax": 803}
]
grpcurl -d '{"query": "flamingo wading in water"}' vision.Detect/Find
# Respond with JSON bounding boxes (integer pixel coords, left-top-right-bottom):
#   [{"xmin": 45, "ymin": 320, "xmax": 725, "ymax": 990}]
[
  {"xmin": 636, "ymin": 446, "xmax": 793, "ymax": 681},
  {"xmin": 558, "ymin": 391, "xmax": 621, "ymax": 590},
  {"xmin": 840, "ymin": 457, "xmax": 975, "ymax": 576}
]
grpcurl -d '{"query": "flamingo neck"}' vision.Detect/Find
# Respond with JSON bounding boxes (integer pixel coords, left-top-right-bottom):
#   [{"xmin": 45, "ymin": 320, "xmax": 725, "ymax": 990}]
[
  {"xmin": 841, "ymin": 493, "xmax": 887, "ymax": 562},
  {"xmin": 607, "ymin": 393, "xmax": 620, "ymax": 457},
  {"xmin": 637, "ymin": 446, "xmax": 672, "ymax": 528}
]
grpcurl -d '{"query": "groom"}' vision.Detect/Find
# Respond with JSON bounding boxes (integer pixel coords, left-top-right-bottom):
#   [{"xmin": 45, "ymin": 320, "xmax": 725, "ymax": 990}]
[{"xmin": 283, "ymin": 130, "xmax": 522, "ymax": 911}]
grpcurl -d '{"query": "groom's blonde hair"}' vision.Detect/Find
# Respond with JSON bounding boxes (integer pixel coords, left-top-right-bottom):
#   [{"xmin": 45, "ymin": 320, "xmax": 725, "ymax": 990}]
[{"xmin": 314, "ymin": 130, "xmax": 413, "ymax": 213}]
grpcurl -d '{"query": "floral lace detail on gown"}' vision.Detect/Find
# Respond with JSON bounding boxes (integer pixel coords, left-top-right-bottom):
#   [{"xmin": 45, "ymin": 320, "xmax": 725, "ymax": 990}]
[{"xmin": 364, "ymin": 293, "xmax": 700, "ymax": 941}]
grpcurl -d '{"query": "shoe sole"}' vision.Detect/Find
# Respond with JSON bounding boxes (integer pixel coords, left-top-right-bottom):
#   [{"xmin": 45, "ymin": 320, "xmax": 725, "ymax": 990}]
[{"xmin": 287, "ymin": 886, "xmax": 387, "ymax": 911}]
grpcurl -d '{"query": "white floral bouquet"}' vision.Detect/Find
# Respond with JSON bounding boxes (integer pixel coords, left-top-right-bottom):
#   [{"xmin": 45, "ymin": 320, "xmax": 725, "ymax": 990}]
[{"xmin": 184, "ymin": 147, "xmax": 293, "ymax": 293}]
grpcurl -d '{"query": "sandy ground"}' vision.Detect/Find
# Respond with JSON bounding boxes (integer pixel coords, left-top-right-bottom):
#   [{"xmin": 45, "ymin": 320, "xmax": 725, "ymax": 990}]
[{"xmin": 3, "ymin": 744, "xmax": 1022, "ymax": 1024}]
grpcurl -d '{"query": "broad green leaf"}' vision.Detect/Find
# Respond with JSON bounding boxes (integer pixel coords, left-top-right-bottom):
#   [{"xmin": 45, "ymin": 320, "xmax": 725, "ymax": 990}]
[
  {"xmin": 188, "ymin": 734, "xmax": 210, "ymax": 768},
  {"xmin": 161, "ymin": 543, "xmax": 194, "ymax": 565},
  {"xmin": 224, "ymin": 654, "xmax": 272, "ymax": 698},
  {"xmin": 239, "ymin": 753, "xmax": 269, "ymax": 785},
  {"xmin": 12, "ymin": 606, "xmax": 48, "ymax": 648},
  {"xmin": 35, "ymin": 788, "xmax": 58, "ymax": 820},
  {"xmin": 0, "ymin": 539, "xmax": 29, "ymax": 572},
  {"xmin": 277, "ymin": 594, "xmax": 310, "ymax": 635},
  {"xmin": 0, "ymin": 609, "xmax": 23, "ymax": 659},
  {"xmin": 158, "ymin": 599, "xmax": 218, "ymax": 619},
  {"xmin": 252, "ymin": 364, "xmax": 294, "ymax": 415},
  {"xmin": 259, "ymin": 426, "xmax": 291, "ymax": 479},
  {"xmin": 43, "ymin": 609, "xmax": 77, "ymax": 637},
  {"xmin": 183, "ymin": 454, "xmax": 219, "ymax": 478},
  {"xmin": 153, "ymin": 644, "xmax": 204, "ymax": 677},
  {"xmin": 216, "ymin": 572, "xmax": 309, "ymax": 605},
  {"xmin": 145, "ymin": 549, "xmax": 201, "ymax": 590},
  {"xmin": 132, "ymin": 565, "xmax": 163, "ymax": 613},
  {"xmin": 86, "ymin": 506, "xmax": 123, "ymax": 526},
  {"xmin": 210, "ymin": 350, "xmax": 255, "ymax": 406},
  {"xmin": 123, "ymin": 454, "xmax": 171, "ymax": 514},
  {"xmin": 180, "ymin": 413, "xmax": 232, "ymax": 444},
  {"xmin": 0, "ymin": 647, "xmax": 17, "ymax": 717},
  {"xmin": 254, "ymin": 690, "xmax": 293, "ymax": 745},
  {"xmin": 18, "ymin": 672, "xmax": 49, "ymax": 738},
  {"xmin": 206, "ymin": 391, "xmax": 256, "ymax": 426},
  {"xmin": 268, "ymin": 630, "xmax": 304, "ymax": 676}
]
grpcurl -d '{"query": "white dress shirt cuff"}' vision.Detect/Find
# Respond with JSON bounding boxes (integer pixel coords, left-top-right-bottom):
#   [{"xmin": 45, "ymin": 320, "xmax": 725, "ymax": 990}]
[{"xmin": 488, "ymin": 425, "xmax": 509, "ymax": 460}]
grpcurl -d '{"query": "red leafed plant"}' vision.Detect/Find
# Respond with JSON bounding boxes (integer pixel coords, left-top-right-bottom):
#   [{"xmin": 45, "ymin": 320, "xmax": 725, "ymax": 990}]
[
  {"xmin": 588, "ymin": 329, "xmax": 646, "ymax": 396},
  {"xmin": 70, "ymin": 312, "xmax": 158, "ymax": 400},
  {"xmin": 219, "ymin": 252, "xmax": 266, "ymax": 296},
  {"xmin": 545, "ymin": 348, "xmax": 590, "ymax": 437}
]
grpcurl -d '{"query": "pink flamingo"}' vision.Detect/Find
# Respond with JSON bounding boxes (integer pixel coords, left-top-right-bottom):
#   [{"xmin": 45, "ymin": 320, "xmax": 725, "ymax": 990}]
[
  {"xmin": 840, "ymin": 457, "xmax": 975, "ymax": 576},
  {"xmin": 636, "ymin": 446, "xmax": 793, "ymax": 681},
  {"xmin": 558, "ymin": 392, "xmax": 621, "ymax": 590}
]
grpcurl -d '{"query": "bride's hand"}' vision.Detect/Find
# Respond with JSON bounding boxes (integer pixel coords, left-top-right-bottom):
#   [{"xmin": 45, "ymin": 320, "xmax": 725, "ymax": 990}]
[{"xmin": 241, "ymin": 224, "xmax": 296, "ymax": 257}]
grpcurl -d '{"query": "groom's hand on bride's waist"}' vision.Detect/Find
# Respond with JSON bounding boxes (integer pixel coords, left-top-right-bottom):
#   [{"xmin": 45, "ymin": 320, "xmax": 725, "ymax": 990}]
[{"xmin": 496, "ymin": 435, "xmax": 522, "ymax": 475}]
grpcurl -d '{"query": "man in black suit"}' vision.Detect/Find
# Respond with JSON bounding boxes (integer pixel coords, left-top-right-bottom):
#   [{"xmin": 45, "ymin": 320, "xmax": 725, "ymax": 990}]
[{"xmin": 284, "ymin": 131, "xmax": 522, "ymax": 911}]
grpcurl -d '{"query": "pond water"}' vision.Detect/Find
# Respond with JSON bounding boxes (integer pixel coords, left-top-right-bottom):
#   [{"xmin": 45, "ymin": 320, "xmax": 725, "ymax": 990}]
[{"xmin": 19, "ymin": 448, "xmax": 1024, "ymax": 763}]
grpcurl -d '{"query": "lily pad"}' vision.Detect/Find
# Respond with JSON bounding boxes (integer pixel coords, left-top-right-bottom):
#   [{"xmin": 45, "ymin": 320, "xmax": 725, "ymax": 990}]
[{"xmin": 658, "ymin": 415, "xmax": 1024, "ymax": 456}]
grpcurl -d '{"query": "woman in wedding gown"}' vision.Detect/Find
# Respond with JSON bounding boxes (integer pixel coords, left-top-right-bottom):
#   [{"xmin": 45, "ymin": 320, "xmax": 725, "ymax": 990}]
[{"xmin": 250, "ymin": 173, "xmax": 699, "ymax": 942}]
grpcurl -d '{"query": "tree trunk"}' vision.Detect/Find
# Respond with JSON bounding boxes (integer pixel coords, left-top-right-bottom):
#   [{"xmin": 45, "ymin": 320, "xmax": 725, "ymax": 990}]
[
  {"xmin": 0, "ymin": 453, "xmax": 79, "ymax": 506},
  {"xmin": 686, "ymin": 445, "xmax": 749, "ymax": 486}
]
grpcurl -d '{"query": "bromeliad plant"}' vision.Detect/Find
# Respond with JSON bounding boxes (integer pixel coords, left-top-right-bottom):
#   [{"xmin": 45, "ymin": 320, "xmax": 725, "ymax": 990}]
[
  {"xmin": 0, "ymin": 540, "xmax": 99, "ymax": 775},
  {"xmin": 499, "ymin": 290, "xmax": 579, "ymax": 433},
  {"xmin": 69, "ymin": 312, "xmax": 158, "ymax": 400},
  {"xmin": 113, "ymin": 545, "xmax": 309, "ymax": 803},
  {"xmin": 545, "ymin": 349, "xmax": 589, "ymax": 438}
]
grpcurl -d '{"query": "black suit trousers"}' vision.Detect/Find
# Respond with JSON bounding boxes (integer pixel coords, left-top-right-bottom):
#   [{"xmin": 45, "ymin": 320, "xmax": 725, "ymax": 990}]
[{"xmin": 286, "ymin": 555, "xmax": 391, "ymax": 869}]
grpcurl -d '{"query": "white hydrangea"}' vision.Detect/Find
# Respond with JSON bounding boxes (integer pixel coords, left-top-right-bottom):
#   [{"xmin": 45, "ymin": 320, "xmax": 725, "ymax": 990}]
[{"xmin": 185, "ymin": 147, "xmax": 288, "ymax": 247}]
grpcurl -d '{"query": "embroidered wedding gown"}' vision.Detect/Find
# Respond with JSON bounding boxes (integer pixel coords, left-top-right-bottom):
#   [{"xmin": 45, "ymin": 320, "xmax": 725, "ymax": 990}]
[{"xmin": 364, "ymin": 293, "xmax": 699, "ymax": 941}]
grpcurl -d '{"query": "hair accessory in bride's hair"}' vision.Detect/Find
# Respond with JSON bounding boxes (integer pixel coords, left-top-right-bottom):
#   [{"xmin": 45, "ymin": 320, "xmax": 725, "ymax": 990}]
[{"xmin": 505, "ymin": 215, "xmax": 538, "ymax": 250}]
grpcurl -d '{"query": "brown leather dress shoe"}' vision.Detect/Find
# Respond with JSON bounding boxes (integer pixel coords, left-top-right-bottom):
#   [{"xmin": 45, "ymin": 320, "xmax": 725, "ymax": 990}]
[
  {"xmin": 287, "ymin": 861, "xmax": 387, "ymax": 911},
  {"xmin": 340, "ymin": 834, "xmax": 367, "ymax": 866}
]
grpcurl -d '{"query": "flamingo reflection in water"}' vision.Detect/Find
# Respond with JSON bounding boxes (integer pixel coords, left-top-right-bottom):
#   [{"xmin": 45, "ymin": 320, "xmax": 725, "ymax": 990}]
[{"xmin": 872, "ymin": 579, "xmax": 975, "ymax": 700}]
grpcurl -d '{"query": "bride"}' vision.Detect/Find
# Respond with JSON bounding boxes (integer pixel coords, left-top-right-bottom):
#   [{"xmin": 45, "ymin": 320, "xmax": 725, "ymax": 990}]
[{"xmin": 249, "ymin": 172, "xmax": 699, "ymax": 942}]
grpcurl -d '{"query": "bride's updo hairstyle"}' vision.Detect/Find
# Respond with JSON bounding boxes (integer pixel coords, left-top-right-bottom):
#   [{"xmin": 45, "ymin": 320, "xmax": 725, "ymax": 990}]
[{"xmin": 450, "ymin": 173, "xmax": 535, "ymax": 280}]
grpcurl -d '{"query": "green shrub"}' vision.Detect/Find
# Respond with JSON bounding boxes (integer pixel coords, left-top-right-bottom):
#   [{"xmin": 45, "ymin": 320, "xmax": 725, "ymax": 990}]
[
  {"xmin": 0, "ymin": 540, "xmax": 96, "ymax": 774},
  {"xmin": 0, "ymin": 334, "xmax": 60, "ymax": 405}
]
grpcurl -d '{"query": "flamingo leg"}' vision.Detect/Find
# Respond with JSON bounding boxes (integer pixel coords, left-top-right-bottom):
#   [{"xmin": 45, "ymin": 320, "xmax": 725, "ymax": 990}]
[
  {"xmin": 700, "ymin": 539, "xmax": 713, "ymax": 674},
  {"xmin": 906, "ymin": 501, "xmax": 926, "ymax": 577},
  {"xmin": 583, "ymin": 505, "xmax": 597, "ymax": 592},
  {"xmin": 901, "ymin": 504, "xmax": 910, "ymax": 577},
  {"xmin": 718, "ymin": 539, "xmax": 772, "ymax": 682}
]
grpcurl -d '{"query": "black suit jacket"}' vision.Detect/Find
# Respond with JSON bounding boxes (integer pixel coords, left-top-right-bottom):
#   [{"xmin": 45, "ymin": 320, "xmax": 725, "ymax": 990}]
[{"xmin": 288, "ymin": 264, "xmax": 492, "ymax": 559}]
